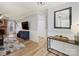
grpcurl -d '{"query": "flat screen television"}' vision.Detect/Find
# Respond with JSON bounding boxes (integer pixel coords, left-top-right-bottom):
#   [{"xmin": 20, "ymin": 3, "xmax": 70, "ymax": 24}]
[{"xmin": 22, "ymin": 21, "xmax": 29, "ymax": 30}]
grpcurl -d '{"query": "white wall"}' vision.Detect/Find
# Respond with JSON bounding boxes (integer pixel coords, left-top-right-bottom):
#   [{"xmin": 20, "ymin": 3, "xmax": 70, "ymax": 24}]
[
  {"xmin": 25, "ymin": 11, "xmax": 47, "ymax": 42},
  {"xmin": 29, "ymin": 14, "xmax": 38, "ymax": 42},
  {"xmin": 24, "ymin": 13, "xmax": 38, "ymax": 42},
  {"xmin": 48, "ymin": 2, "xmax": 79, "ymax": 40},
  {"xmin": 37, "ymin": 12, "xmax": 47, "ymax": 40}
]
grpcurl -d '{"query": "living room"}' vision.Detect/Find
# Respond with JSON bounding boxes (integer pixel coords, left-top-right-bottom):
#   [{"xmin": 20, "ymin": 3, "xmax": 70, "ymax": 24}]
[
  {"xmin": 0, "ymin": 2, "xmax": 79, "ymax": 56},
  {"xmin": 0, "ymin": 2, "xmax": 48, "ymax": 56}
]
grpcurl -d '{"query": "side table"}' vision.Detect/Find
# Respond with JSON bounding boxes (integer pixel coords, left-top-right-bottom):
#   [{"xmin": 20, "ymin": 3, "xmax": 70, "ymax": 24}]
[{"xmin": 47, "ymin": 36, "xmax": 79, "ymax": 56}]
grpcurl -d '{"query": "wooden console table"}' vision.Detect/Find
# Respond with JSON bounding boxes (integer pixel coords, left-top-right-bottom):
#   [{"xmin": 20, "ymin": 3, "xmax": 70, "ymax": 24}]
[{"xmin": 47, "ymin": 36, "xmax": 79, "ymax": 56}]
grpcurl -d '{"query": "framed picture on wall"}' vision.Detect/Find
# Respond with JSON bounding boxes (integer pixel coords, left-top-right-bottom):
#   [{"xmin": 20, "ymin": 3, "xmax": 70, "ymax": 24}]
[{"xmin": 54, "ymin": 7, "xmax": 72, "ymax": 29}]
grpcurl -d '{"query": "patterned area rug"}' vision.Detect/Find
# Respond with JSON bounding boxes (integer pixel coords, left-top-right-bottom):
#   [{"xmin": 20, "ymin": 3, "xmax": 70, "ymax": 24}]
[{"xmin": 0, "ymin": 39, "xmax": 25, "ymax": 56}]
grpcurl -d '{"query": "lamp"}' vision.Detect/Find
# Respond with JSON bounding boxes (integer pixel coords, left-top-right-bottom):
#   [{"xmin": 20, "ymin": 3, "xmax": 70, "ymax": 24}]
[
  {"xmin": 71, "ymin": 24, "xmax": 79, "ymax": 33},
  {"xmin": 71, "ymin": 24, "xmax": 79, "ymax": 44}
]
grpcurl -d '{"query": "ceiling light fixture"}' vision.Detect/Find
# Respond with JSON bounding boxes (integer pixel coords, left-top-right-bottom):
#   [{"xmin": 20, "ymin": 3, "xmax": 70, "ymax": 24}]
[{"xmin": 37, "ymin": 2, "xmax": 45, "ymax": 6}]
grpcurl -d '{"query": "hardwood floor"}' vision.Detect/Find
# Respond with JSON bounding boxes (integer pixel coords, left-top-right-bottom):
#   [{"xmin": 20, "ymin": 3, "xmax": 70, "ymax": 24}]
[{"xmin": 8, "ymin": 38, "xmax": 56, "ymax": 56}]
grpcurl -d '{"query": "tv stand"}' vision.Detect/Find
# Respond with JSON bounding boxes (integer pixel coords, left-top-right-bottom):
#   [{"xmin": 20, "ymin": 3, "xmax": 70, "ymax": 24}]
[
  {"xmin": 20, "ymin": 29, "xmax": 30, "ymax": 31},
  {"xmin": 17, "ymin": 30, "xmax": 29, "ymax": 40}
]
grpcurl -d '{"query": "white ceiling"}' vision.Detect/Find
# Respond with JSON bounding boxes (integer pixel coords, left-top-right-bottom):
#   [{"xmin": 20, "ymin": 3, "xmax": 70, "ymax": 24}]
[{"xmin": 0, "ymin": 2, "xmax": 66, "ymax": 20}]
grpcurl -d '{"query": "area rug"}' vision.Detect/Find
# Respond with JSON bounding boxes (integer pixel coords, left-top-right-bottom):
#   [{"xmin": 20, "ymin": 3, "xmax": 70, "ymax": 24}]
[{"xmin": 0, "ymin": 40, "xmax": 25, "ymax": 56}]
